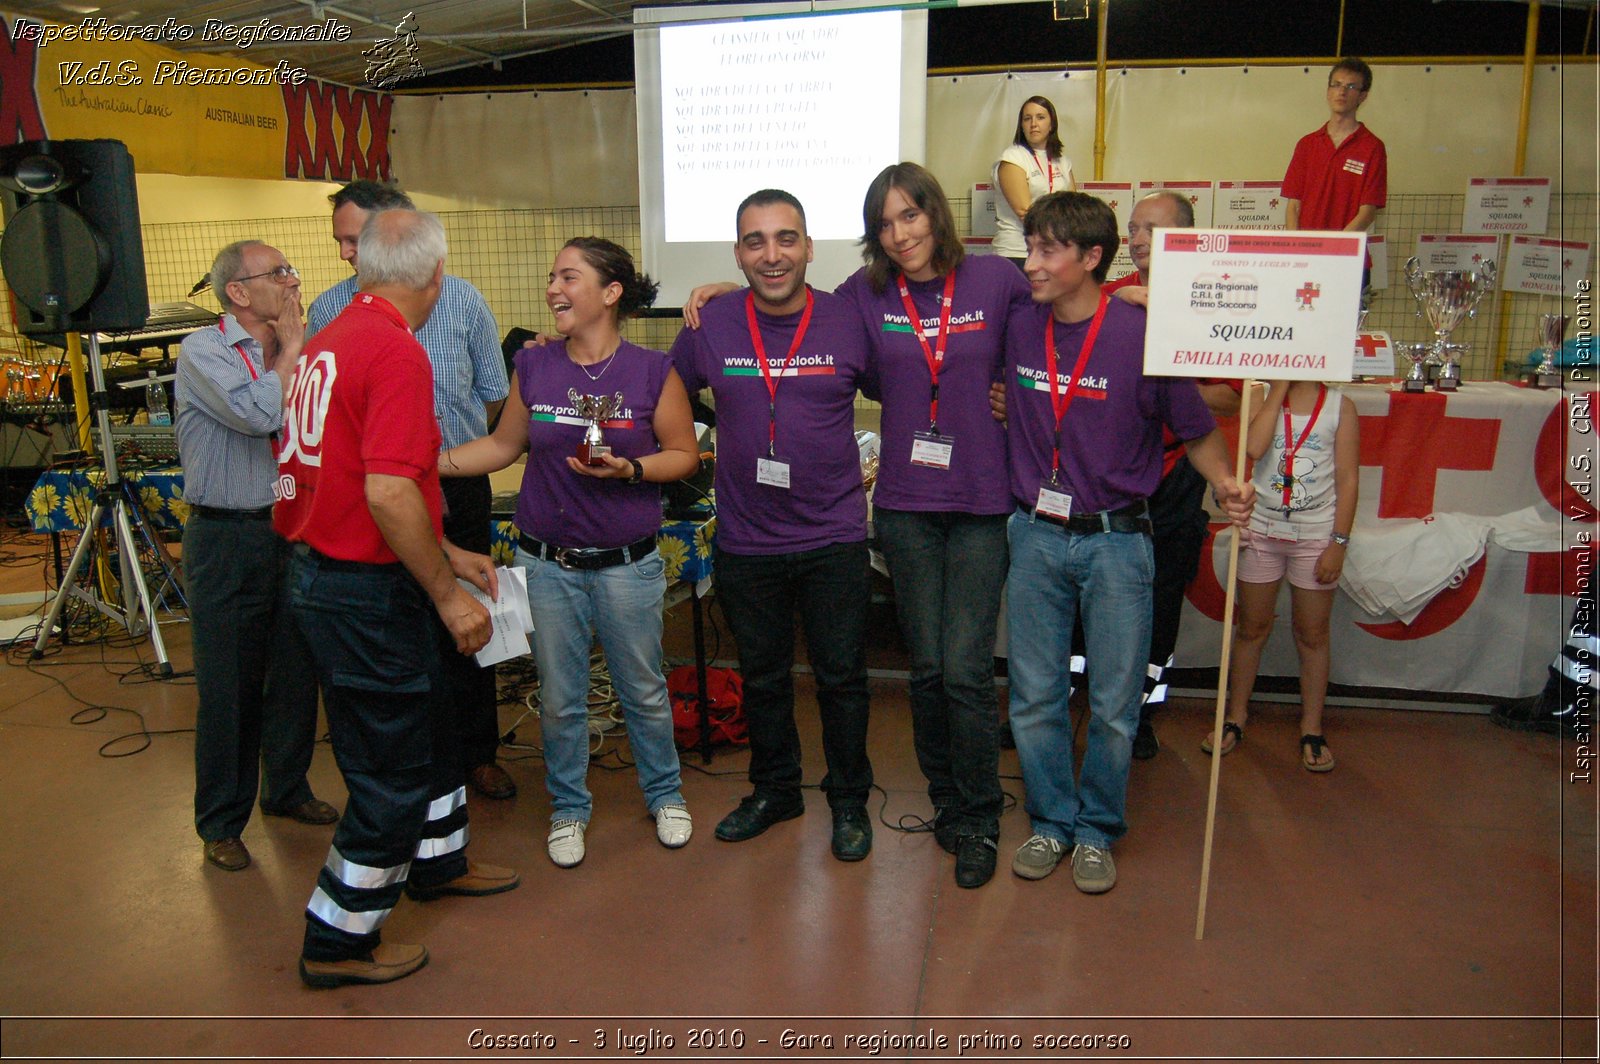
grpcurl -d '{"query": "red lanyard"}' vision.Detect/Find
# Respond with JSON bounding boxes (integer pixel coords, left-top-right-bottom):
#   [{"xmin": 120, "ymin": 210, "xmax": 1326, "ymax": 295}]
[
  {"xmin": 895, "ymin": 270, "xmax": 956, "ymax": 433},
  {"xmin": 1280, "ymin": 384, "xmax": 1328, "ymax": 507},
  {"xmin": 219, "ymin": 318, "xmax": 259, "ymax": 381},
  {"xmin": 745, "ymin": 288, "xmax": 814, "ymax": 456},
  {"xmin": 1030, "ymin": 149, "xmax": 1055, "ymax": 193},
  {"xmin": 1042, "ymin": 293, "xmax": 1110, "ymax": 482}
]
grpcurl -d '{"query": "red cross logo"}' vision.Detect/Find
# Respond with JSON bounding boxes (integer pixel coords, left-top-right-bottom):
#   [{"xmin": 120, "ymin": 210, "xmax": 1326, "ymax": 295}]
[
  {"xmin": 1565, "ymin": 258, "xmax": 1574, "ymax": 269},
  {"xmin": 1358, "ymin": 394, "xmax": 1499, "ymax": 518},
  {"xmin": 1269, "ymin": 198, "xmax": 1280, "ymax": 208},
  {"xmin": 1471, "ymin": 253, "xmax": 1483, "ymax": 263},
  {"xmin": 1355, "ymin": 333, "xmax": 1384, "ymax": 358},
  {"xmin": 1108, "ymin": 200, "xmax": 1119, "ymax": 210},
  {"xmin": 1523, "ymin": 196, "xmax": 1534, "ymax": 207},
  {"xmin": 1221, "ymin": 273, "xmax": 1231, "ymax": 281},
  {"xmin": 1295, "ymin": 281, "xmax": 1321, "ymax": 309},
  {"xmin": 1189, "ymin": 195, "xmax": 1199, "ymax": 205}
]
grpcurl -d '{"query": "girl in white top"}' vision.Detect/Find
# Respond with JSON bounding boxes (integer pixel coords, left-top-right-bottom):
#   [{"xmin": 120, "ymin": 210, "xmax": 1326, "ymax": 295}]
[
  {"xmin": 1204, "ymin": 379, "xmax": 1359, "ymax": 772},
  {"xmin": 992, "ymin": 96, "xmax": 1075, "ymax": 266}
]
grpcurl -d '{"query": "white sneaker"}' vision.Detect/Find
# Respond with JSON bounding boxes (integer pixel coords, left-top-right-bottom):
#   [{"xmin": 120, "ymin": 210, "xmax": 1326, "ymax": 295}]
[
  {"xmin": 654, "ymin": 804, "xmax": 693, "ymax": 848},
  {"xmin": 547, "ymin": 819, "xmax": 586, "ymax": 868}
]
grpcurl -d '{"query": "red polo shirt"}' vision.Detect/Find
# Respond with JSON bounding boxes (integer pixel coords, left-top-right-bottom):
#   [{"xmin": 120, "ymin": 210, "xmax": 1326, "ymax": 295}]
[{"xmin": 1281, "ymin": 121, "xmax": 1388, "ymax": 231}]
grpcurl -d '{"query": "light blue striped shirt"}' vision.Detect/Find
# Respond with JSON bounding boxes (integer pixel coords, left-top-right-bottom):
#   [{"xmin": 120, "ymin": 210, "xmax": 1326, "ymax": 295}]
[
  {"xmin": 308, "ymin": 274, "xmax": 508, "ymax": 450},
  {"xmin": 174, "ymin": 314, "xmax": 283, "ymax": 510}
]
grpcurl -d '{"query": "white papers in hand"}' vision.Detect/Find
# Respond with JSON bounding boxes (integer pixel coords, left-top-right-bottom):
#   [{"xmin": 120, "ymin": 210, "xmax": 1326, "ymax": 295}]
[{"xmin": 458, "ymin": 566, "xmax": 533, "ymax": 666}]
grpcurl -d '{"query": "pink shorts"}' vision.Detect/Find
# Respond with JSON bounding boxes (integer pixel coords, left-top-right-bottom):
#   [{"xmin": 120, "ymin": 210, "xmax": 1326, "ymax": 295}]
[{"xmin": 1238, "ymin": 530, "xmax": 1338, "ymax": 590}]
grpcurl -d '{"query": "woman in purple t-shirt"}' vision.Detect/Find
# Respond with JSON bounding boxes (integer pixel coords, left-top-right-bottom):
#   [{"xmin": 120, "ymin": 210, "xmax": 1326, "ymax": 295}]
[
  {"xmin": 441, "ymin": 238, "xmax": 701, "ymax": 869},
  {"xmin": 845, "ymin": 163, "xmax": 1032, "ymax": 890}
]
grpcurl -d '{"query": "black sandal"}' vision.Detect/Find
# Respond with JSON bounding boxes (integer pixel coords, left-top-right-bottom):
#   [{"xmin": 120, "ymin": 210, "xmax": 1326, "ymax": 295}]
[
  {"xmin": 1300, "ymin": 733, "xmax": 1335, "ymax": 773},
  {"xmin": 1201, "ymin": 721, "xmax": 1243, "ymax": 756}
]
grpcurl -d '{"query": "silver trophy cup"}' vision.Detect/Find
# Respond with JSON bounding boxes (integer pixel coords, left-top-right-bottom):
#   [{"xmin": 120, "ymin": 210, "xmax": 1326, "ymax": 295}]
[
  {"xmin": 1397, "ymin": 342, "xmax": 1432, "ymax": 393},
  {"xmin": 1531, "ymin": 313, "xmax": 1568, "ymax": 389},
  {"xmin": 568, "ymin": 389, "xmax": 625, "ymax": 466},
  {"xmin": 1404, "ymin": 256, "xmax": 1497, "ymax": 392}
]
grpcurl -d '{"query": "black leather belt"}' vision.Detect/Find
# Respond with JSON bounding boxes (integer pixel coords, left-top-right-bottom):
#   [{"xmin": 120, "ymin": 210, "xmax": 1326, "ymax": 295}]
[
  {"xmin": 291, "ymin": 542, "xmax": 404, "ymax": 573},
  {"xmin": 518, "ymin": 532, "xmax": 657, "ymax": 571},
  {"xmin": 193, "ymin": 504, "xmax": 273, "ymax": 520},
  {"xmin": 1021, "ymin": 500, "xmax": 1152, "ymax": 535}
]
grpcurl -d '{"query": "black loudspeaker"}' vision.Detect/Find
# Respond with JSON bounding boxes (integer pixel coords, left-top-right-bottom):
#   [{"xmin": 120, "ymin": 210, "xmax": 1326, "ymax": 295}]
[{"xmin": 0, "ymin": 139, "xmax": 148, "ymax": 335}]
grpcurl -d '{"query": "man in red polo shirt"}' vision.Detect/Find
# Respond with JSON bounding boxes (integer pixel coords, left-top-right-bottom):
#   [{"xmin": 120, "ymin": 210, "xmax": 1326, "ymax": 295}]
[
  {"xmin": 1282, "ymin": 57, "xmax": 1387, "ymax": 236},
  {"xmin": 277, "ymin": 209, "xmax": 516, "ymax": 989}
]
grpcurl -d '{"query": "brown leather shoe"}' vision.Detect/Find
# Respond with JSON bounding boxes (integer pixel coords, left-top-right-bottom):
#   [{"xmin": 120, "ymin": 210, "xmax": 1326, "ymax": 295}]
[
  {"xmin": 203, "ymin": 837, "xmax": 251, "ymax": 871},
  {"xmin": 262, "ymin": 798, "xmax": 341, "ymax": 825},
  {"xmin": 299, "ymin": 942, "xmax": 428, "ymax": 988},
  {"xmin": 467, "ymin": 763, "xmax": 516, "ymax": 799},
  {"xmin": 404, "ymin": 861, "xmax": 520, "ymax": 901}
]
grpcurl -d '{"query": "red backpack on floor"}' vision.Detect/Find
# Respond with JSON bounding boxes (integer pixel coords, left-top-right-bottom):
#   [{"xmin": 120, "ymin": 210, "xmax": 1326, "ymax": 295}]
[{"xmin": 668, "ymin": 666, "xmax": 748, "ymax": 748}]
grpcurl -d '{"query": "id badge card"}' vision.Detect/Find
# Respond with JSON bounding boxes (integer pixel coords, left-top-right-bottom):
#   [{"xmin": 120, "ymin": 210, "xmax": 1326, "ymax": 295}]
[
  {"xmin": 1035, "ymin": 485, "xmax": 1073, "ymax": 520},
  {"xmin": 909, "ymin": 431, "xmax": 954, "ymax": 470},
  {"xmin": 756, "ymin": 457, "xmax": 791, "ymax": 489}
]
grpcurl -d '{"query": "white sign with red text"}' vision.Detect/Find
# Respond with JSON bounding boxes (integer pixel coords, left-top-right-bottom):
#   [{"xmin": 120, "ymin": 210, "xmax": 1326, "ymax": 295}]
[
  {"xmin": 1213, "ymin": 181, "xmax": 1287, "ymax": 229},
  {"xmin": 1500, "ymin": 235, "xmax": 1594, "ymax": 297},
  {"xmin": 1145, "ymin": 228, "xmax": 1365, "ymax": 381},
  {"xmin": 1136, "ymin": 180, "xmax": 1215, "ymax": 227},
  {"xmin": 1416, "ymin": 234, "xmax": 1501, "ymax": 272},
  {"xmin": 1462, "ymin": 177, "xmax": 1551, "ymax": 235}
]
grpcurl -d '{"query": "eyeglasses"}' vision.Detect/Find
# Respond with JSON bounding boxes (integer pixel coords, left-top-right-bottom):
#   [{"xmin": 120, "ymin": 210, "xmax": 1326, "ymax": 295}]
[
  {"xmin": 231, "ymin": 264, "xmax": 300, "ymax": 285},
  {"xmin": 1328, "ymin": 81, "xmax": 1366, "ymax": 94}
]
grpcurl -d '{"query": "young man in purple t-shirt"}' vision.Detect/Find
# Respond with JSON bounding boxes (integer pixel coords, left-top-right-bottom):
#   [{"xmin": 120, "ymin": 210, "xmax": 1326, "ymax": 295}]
[
  {"xmin": 668, "ymin": 190, "xmax": 877, "ymax": 862},
  {"xmin": 1003, "ymin": 192, "xmax": 1253, "ymax": 894}
]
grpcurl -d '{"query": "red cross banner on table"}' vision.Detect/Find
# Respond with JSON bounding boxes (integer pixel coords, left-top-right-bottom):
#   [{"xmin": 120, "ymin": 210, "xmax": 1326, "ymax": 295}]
[
  {"xmin": 1145, "ymin": 228, "xmax": 1366, "ymax": 382},
  {"xmin": 1461, "ymin": 176, "xmax": 1552, "ymax": 235}
]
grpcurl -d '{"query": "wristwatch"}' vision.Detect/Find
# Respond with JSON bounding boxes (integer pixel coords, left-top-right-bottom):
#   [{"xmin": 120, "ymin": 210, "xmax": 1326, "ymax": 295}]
[
  {"xmin": 1330, "ymin": 531, "xmax": 1351, "ymax": 546},
  {"xmin": 627, "ymin": 458, "xmax": 645, "ymax": 484}
]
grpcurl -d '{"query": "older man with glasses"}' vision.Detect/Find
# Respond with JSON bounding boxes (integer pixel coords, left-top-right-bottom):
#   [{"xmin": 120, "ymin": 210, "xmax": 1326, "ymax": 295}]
[{"xmin": 177, "ymin": 240, "xmax": 339, "ymax": 873}]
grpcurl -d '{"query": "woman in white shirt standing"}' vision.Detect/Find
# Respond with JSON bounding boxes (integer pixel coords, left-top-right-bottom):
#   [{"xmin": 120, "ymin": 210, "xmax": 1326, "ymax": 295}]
[{"xmin": 992, "ymin": 96, "xmax": 1075, "ymax": 271}]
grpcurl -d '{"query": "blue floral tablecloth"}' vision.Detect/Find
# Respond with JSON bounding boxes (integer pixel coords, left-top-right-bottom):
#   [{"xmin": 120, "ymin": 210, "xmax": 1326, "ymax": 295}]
[
  {"xmin": 26, "ymin": 466, "xmax": 716, "ymax": 586},
  {"xmin": 25, "ymin": 466, "xmax": 188, "ymax": 532}
]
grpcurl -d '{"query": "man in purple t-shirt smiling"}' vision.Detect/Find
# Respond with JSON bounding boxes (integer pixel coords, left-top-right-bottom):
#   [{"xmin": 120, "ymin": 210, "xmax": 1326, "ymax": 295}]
[
  {"xmin": 1004, "ymin": 192, "xmax": 1253, "ymax": 895},
  {"xmin": 670, "ymin": 190, "xmax": 877, "ymax": 862}
]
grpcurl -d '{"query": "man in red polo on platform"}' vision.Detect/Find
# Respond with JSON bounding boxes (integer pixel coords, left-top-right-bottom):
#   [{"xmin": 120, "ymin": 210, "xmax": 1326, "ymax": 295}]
[
  {"xmin": 276, "ymin": 209, "xmax": 516, "ymax": 988},
  {"xmin": 1282, "ymin": 57, "xmax": 1387, "ymax": 240}
]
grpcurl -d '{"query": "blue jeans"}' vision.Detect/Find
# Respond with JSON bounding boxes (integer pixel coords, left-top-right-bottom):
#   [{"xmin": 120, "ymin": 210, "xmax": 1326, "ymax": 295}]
[
  {"xmin": 1006, "ymin": 511, "xmax": 1153, "ymax": 851},
  {"xmin": 875, "ymin": 508, "xmax": 1006, "ymax": 837},
  {"xmin": 519, "ymin": 547, "xmax": 684, "ymax": 823},
  {"xmin": 714, "ymin": 541, "xmax": 873, "ymax": 808}
]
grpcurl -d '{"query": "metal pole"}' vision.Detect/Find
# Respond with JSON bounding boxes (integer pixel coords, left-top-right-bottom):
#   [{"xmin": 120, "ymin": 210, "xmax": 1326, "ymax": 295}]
[{"xmin": 1093, "ymin": 0, "xmax": 1108, "ymax": 180}]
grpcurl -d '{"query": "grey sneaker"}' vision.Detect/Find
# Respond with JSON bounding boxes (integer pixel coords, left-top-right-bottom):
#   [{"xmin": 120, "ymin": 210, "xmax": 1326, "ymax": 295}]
[
  {"xmin": 1071, "ymin": 842, "xmax": 1116, "ymax": 894},
  {"xmin": 1011, "ymin": 833, "xmax": 1065, "ymax": 880},
  {"xmin": 547, "ymin": 819, "xmax": 586, "ymax": 868}
]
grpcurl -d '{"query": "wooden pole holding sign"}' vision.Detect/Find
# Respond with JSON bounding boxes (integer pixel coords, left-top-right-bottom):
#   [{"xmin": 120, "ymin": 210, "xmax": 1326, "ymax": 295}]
[
  {"xmin": 1142, "ymin": 226, "xmax": 1365, "ymax": 941},
  {"xmin": 1195, "ymin": 378, "xmax": 1252, "ymax": 941}
]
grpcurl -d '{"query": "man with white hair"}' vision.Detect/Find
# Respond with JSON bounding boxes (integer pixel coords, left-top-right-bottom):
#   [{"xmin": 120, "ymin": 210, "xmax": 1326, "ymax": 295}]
[{"xmin": 277, "ymin": 210, "xmax": 515, "ymax": 988}]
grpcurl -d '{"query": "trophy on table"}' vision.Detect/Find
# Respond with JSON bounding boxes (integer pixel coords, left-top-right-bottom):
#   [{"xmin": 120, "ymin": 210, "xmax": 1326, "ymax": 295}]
[
  {"xmin": 1404, "ymin": 256, "xmax": 1497, "ymax": 393},
  {"xmin": 568, "ymin": 388, "xmax": 625, "ymax": 465},
  {"xmin": 1397, "ymin": 342, "xmax": 1433, "ymax": 393},
  {"xmin": 1530, "ymin": 313, "xmax": 1568, "ymax": 389}
]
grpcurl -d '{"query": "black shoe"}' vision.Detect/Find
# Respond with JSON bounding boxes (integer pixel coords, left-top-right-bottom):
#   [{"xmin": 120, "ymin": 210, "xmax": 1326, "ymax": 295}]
[
  {"xmin": 932, "ymin": 805, "xmax": 959, "ymax": 854},
  {"xmin": 998, "ymin": 721, "xmax": 1016, "ymax": 750},
  {"xmin": 954, "ymin": 834, "xmax": 998, "ymax": 889},
  {"xmin": 830, "ymin": 807, "xmax": 872, "ymax": 861},
  {"xmin": 1132, "ymin": 719, "xmax": 1159, "ymax": 760},
  {"xmin": 1490, "ymin": 694, "xmax": 1569, "ymax": 735},
  {"xmin": 714, "ymin": 792, "xmax": 804, "ymax": 842}
]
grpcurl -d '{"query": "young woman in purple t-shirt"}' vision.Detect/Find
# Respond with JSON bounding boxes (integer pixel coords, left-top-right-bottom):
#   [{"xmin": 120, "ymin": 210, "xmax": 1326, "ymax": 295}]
[{"xmin": 440, "ymin": 238, "xmax": 701, "ymax": 869}]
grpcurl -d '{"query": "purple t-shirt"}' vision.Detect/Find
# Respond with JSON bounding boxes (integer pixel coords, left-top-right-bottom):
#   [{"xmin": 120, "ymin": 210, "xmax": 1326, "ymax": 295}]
[
  {"xmin": 669, "ymin": 286, "xmax": 870, "ymax": 555},
  {"xmin": 1005, "ymin": 296, "xmax": 1215, "ymax": 514},
  {"xmin": 837, "ymin": 254, "xmax": 1030, "ymax": 515},
  {"xmin": 513, "ymin": 340, "xmax": 670, "ymax": 549}
]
